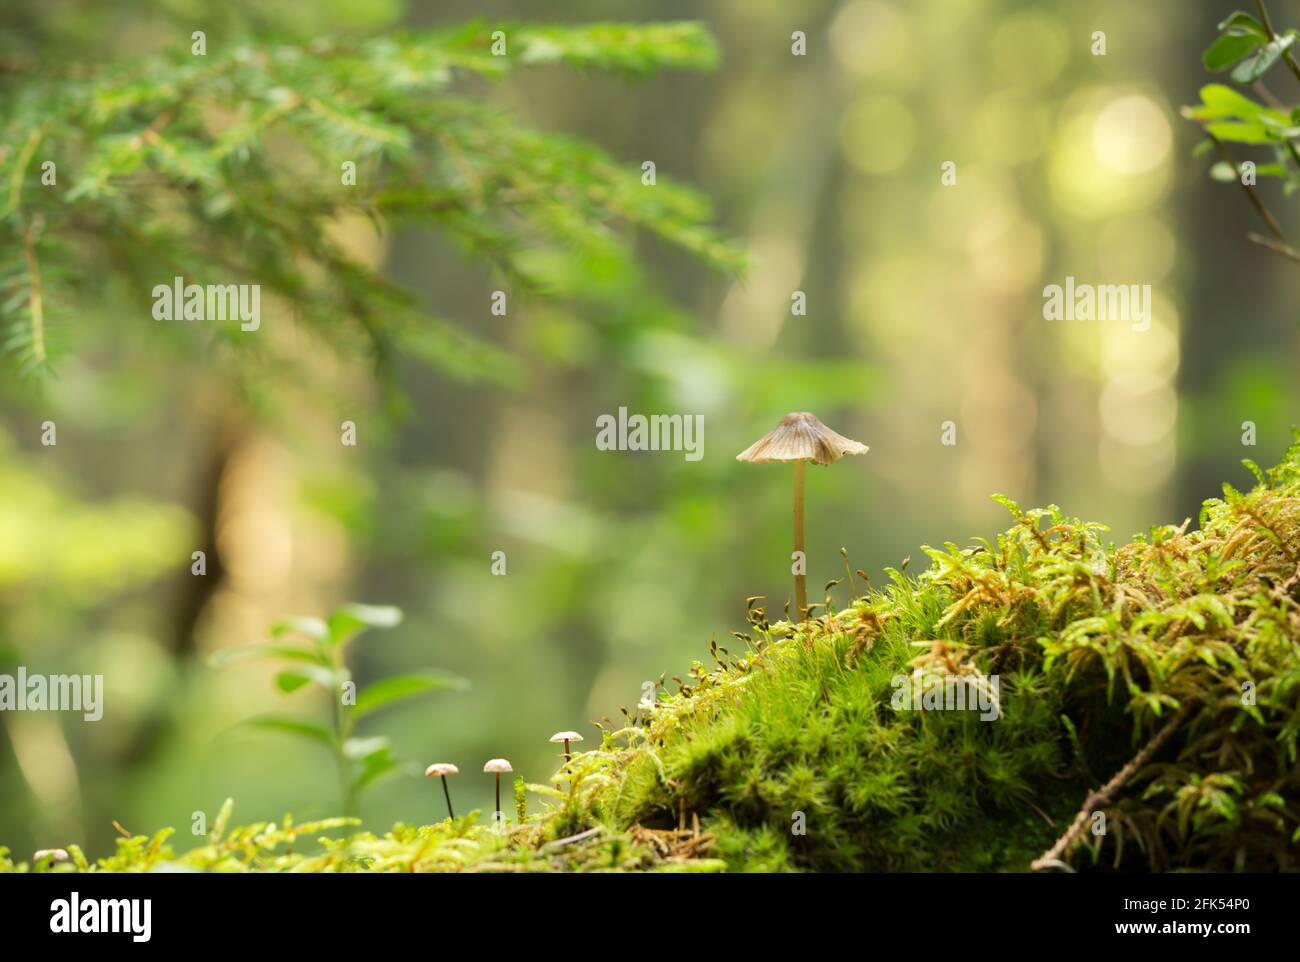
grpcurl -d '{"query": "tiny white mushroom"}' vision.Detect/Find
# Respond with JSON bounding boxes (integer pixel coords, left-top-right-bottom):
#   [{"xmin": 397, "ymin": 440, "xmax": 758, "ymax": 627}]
[
  {"xmin": 549, "ymin": 730, "xmax": 584, "ymax": 763},
  {"xmin": 483, "ymin": 758, "xmax": 513, "ymax": 817},
  {"xmin": 425, "ymin": 762, "xmax": 460, "ymax": 820},
  {"xmin": 33, "ymin": 848, "xmax": 69, "ymax": 869}
]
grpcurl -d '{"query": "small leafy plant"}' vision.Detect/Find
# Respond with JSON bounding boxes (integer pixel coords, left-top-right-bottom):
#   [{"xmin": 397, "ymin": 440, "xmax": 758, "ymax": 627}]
[
  {"xmin": 1185, "ymin": 2, "xmax": 1300, "ymax": 263},
  {"xmin": 213, "ymin": 602, "xmax": 466, "ymax": 815}
]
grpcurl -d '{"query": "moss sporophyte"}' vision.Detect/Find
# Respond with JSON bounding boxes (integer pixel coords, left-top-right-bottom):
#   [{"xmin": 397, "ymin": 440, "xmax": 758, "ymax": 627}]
[{"xmin": 10, "ymin": 438, "xmax": 1300, "ymax": 872}]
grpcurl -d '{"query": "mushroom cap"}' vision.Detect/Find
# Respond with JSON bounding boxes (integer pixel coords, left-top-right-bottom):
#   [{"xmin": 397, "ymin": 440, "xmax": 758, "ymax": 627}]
[
  {"xmin": 33, "ymin": 848, "xmax": 69, "ymax": 862},
  {"xmin": 425, "ymin": 763, "xmax": 459, "ymax": 777},
  {"xmin": 483, "ymin": 757, "xmax": 513, "ymax": 773},
  {"xmin": 549, "ymin": 730, "xmax": 584, "ymax": 744},
  {"xmin": 736, "ymin": 412, "xmax": 868, "ymax": 465}
]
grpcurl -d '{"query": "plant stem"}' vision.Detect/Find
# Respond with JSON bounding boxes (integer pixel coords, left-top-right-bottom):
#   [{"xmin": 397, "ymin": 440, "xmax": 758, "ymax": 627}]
[
  {"xmin": 330, "ymin": 646, "xmax": 356, "ymax": 816},
  {"xmin": 4, "ymin": 127, "xmax": 42, "ymax": 218},
  {"xmin": 1208, "ymin": 133, "xmax": 1287, "ymax": 242},
  {"xmin": 1247, "ymin": 230, "xmax": 1300, "ymax": 263},
  {"xmin": 1255, "ymin": 0, "xmax": 1300, "ymax": 87},
  {"xmin": 441, "ymin": 777, "xmax": 455, "ymax": 820},
  {"xmin": 1204, "ymin": 132, "xmax": 1300, "ymax": 267},
  {"xmin": 794, "ymin": 459, "xmax": 807, "ymax": 626}
]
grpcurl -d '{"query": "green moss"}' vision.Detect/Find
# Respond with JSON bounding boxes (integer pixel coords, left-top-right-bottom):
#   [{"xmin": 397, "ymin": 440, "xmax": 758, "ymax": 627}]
[
  {"xmin": 594, "ymin": 629, "xmax": 1074, "ymax": 871},
  {"xmin": 584, "ymin": 437, "xmax": 1300, "ymax": 871},
  {"xmin": 8, "ymin": 439, "xmax": 1300, "ymax": 872}
]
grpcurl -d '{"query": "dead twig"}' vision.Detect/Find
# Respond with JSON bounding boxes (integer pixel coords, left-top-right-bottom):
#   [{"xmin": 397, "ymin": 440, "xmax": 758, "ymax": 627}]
[
  {"xmin": 542, "ymin": 826, "xmax": 602, "ymax": 851},
  {"xmin": 1030, "ymin": 701, "xmax": 1195, "ymax": 872},
  {"xmin": 628, "ymin": 824, "xmax": 716, "ymax": 860}
]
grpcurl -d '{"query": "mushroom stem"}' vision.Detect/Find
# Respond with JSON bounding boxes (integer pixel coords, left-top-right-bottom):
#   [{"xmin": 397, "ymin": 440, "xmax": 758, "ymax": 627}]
[
  {"xmin": 440, "ymin": 776, "xmax": 455, "ymax": 820},
  {"xmin": 793, "ymin": 458, "xmax": 807, "ymax": 623},
  {"xmin": 495, "ymin": 773, "xmax": 501, "ymax": 817},
  {"xmin": 563, "ymin": 738, "xmax": 571, "ymax": 762}
]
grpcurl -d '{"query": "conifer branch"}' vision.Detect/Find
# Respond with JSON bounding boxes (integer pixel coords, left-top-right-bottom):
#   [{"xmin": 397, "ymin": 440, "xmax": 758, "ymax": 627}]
[
  {"xmin": 0, "ymin": 21, "xmax": 740, "ymax": 381},
  {"xmin": 18, "ymin": 220, "xmax": 47, "ymax": 366}
]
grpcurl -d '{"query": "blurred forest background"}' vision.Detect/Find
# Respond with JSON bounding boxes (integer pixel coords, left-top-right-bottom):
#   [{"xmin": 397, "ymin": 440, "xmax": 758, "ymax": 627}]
[{"xmin": 3, "ymin": 0, "xmax": 1299, "ymax": 856}]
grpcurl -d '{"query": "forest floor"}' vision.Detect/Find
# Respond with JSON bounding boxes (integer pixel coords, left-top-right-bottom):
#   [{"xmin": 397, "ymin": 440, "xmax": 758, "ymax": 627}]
[{"xmin": 8, "ymin": 439, "xmax": 1300, "ymax": 873}]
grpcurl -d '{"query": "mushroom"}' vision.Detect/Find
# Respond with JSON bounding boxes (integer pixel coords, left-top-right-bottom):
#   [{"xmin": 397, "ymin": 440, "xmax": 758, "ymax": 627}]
[
  {"xmin": 33, "ymin": 848, "xmax": 69, "ymax": 869},
  {"xmin": 483, "ymin": 758, "xmax": 513, "ymax": 818},
  {"xmin": 424, "ymin": 763, "xmax": 459, "ymax": 820},
  {"xmin": 736, "ymin": 412, "xmax": 868, "ymax": 623},
  {"xmin": 549, "ymin": 730, "xmax": 584, "ymax": 764}
]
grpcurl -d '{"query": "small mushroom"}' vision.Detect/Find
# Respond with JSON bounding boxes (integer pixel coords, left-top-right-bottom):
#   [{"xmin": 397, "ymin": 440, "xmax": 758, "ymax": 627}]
[
  {"xmin": 737, "ymin": 412, "xmax": 868, "ymax": 623},
  {"xmin": 424, "ymin": 763, "xmax": 460, "ymax": 820},
  {"xmin": 483, "ymin": 758, "xmax": 513, "ymax": 818},
  {"xmin": 33, "ymin": 848, "xmax": 69, "ymax": 869},
  {"xmin": 549, "ymin": 730, "xmax": 584, "ymax": 764}
]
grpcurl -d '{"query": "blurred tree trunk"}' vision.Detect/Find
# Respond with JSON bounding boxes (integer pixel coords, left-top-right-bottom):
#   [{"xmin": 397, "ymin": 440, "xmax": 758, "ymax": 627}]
[
  {"xmin": 168, "ymin": 414, "xmax": 238, "ymax": 656},
  {"xmin": 116, "ymin": 411, "xmax": 240, "ymax": 773}
]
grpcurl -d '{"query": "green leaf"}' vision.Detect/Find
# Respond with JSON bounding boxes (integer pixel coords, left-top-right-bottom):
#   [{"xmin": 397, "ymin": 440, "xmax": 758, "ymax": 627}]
[
  {"xmin": 1204, "ymin": 32, "xmax": 1263, "ymax": 71},
  {"xmin": 326, "ymin": 603, "xmax": 403, "ymax": 646},
  {"xmin": 274, "ymin": 666, "xmax": 337, "ymax": 693},
  {"xmin": 353, "ymin": 765, "xmax": 399, "ymax": 794},
  {"xmin": 1210, "ymin": 160, "xmax": 1285, "ymax": 181},
  {"xmin": 1205, "ymin": 121, "xmax": 1274, "ymax": 145},
  {"xmin": 1231, "ymin": 34, "xmax": 1296, "ymax": 83},
  {"xmin": 352, "ymin": 747, "xmax": 400, "ymax": 794},
  {"xmin": 1242, "ymin": 458, "xmax": 1268, "ymax": 487},
  {"xmin": 352, "ymin": 671, "xmax": 468, "ymax": 718},
  {"xmin": 1257, "ymin": 114, "xmax": 1300, "ymax": 137},
  {"xmin": 1184, "ymin": 84, "xmax": 1273, "ymax": 122},
  {"xmin": 1218, "ymin": 11, "xmax": 1268, "ymax": 38},
  {"xmin": 467, "ymin": 22, "xmax": 720, "ymax": 75},
  {"xmin": 241, "ymin": 714, "xmax": 337, "ymax": 748},
  {"xmin": 210, "ymin": 798, "xmax": 235, "ymax": 842},
  {"xmin": 1209, "ymin": 161, "xmax": 1236, "ymax": 181},
  {"xmin": 209, "ymin": 642, "xmax": 329, "ymax": 668},
  {"xmin": 342, "ymin": 735, "xmax": 390, "ymax": 760},
  {"xmin": 990, "ymin": 494, "xmax": 1022, "ymax": 518},
  {"xmin": 271, "ymin": 617, "xmax": 330, "ymax": 644}
]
